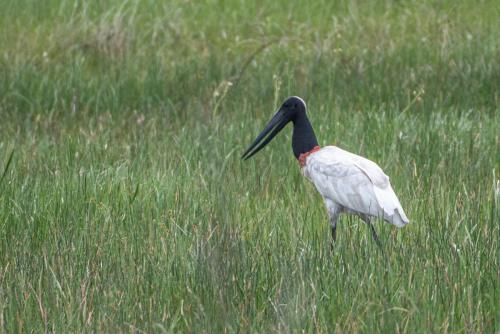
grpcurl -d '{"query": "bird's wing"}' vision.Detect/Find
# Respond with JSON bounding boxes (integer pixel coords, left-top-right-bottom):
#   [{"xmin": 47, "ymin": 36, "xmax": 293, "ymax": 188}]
[{"xmin": 304, "ymin": 146, "xmax": 409, "ymax": 226}]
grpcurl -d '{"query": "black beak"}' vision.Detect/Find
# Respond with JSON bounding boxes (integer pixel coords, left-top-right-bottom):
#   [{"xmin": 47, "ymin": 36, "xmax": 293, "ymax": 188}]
[{"xmin": 242, "ymin": 108, "xmax": 289, "ymax": 160}]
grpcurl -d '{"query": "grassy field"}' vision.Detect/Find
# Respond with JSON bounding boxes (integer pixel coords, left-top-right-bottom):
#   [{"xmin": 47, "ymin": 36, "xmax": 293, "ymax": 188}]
[{"xmin": 0, "ymin": 0, "xmax": 499, "ymax": 332}]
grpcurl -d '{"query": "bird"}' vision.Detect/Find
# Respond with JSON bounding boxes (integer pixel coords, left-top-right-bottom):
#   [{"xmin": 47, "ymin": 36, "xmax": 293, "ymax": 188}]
[{"xmin": 242, "ymin": 96, "xmax": 409, "ymax": 247}]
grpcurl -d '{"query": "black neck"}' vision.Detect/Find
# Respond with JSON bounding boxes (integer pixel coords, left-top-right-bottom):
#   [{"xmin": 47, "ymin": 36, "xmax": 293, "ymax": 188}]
[{"xmin": 292, "ymin": 113, "xmax": 319, "ymax": 159}]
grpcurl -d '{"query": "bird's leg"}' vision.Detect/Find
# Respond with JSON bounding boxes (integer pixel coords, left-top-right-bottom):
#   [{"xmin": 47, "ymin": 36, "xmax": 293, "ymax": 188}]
[
  {"xmin": 329, "ymin": 212, "xmax": 339, "ymax": 251},
  {"xmin": 363, "ymin": 216, "xmax": 382, "ymax": 249},
  {"xmin": 325, "ymin": 200, "xmax": 341, "ymax": 251},
  {"xmin": 370, "ymin": 224, "xmax": 382, "ymax": 248},
  {"xmin": 330, "ymin": 222, "xmax": 337, "ymax": 252}
]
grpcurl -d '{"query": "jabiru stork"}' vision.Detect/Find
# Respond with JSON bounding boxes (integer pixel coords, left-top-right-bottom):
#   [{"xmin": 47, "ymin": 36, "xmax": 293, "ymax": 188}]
[{"xmin": 242, "ymin": 96, "xmax": 409, "ymax": 247}]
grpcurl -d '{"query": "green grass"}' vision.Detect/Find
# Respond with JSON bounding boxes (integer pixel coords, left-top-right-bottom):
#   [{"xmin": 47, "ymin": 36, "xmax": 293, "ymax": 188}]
[{"xmin": 0, "ymin": 0, "xmax": 499, "ymax": 332}]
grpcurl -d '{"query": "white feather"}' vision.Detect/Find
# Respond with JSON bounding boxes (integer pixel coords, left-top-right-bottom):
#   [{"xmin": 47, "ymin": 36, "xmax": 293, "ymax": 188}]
[{"xmin": 302, "ymin": 146, "xmax": 409, "ymax": 227}]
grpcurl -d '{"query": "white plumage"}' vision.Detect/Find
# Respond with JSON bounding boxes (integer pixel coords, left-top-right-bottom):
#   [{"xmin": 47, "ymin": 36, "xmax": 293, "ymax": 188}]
[{"xmin": 302, "ymin": 146, "xmax": 409, "ymax": 232}]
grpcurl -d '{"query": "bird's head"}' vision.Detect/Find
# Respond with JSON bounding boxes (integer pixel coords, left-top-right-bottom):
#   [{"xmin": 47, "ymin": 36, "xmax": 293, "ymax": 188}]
[
  {"xmin": 280, "ymin": 96, "xmax": 307, "ymax": 119},
  {"xmin": 242, "ymin": 96, "xmax": 307, "ymax": 160}
]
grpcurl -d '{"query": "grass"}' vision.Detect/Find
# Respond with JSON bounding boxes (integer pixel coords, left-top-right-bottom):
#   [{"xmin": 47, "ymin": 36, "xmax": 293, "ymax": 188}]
[{"xmin": 0, "ymin": 0, "xmax": 499, "ymax": 332}]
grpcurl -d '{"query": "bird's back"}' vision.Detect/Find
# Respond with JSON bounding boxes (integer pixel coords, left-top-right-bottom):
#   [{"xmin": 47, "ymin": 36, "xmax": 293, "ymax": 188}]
[{"xmin": 303, "ymin": 146, "xmax": 409, "ymax": 227}]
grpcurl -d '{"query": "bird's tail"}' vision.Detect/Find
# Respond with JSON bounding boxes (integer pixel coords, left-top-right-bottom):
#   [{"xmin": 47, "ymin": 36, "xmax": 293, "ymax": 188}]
[
  {"xmin": 373, "ymin": 185, "xmax": 410, "ymax": 228},
  {"xmin": 389, "ymin": 209, "xmax": 410, "ymax": 228}
]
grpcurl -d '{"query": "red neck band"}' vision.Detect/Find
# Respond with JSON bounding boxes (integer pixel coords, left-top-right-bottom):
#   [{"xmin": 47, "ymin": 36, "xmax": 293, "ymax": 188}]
[{"xmin": 298, "ymin": 146, "xmax": 321, "ymax": 167}]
